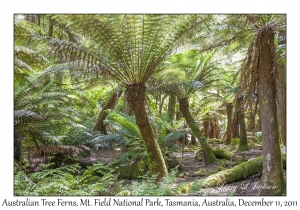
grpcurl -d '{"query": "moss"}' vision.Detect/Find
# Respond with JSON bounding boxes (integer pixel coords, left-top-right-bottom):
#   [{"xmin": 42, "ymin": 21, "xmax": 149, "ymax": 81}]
[
  {"xmin": 232, "ymin": 155, "xmax": 248, "ymax": 165},
  {"xmin": 212, "ymin": 147, "xmax": 232, "ymax": 160},
  {"xmin": 231, "ymin": 138, "xmax": 240, "ymax": 145},
  {"xmin": 192, "ymin": 169, "xmax": 213, "ymax": 177},
  {"xmin": 218, "ymin": 166, "xmax": 227, "ymax": 171},
  {"xmin": 220, "ymin": 159, "xmax": 230, "ymax": 168},
  {"xmin": 116, "ymin": 190, "xmax": 131, "ymax": 196},
  {"xmin": 237, "ymin": 143, "xmax": 249, "ymax": 151},
  {"xmin": 209, "ymin": 138, "xmax": 223, "ymax": 144},
  {"xmin": 201, "ymin": 156, "xmax": 264, "ymax": 188}
]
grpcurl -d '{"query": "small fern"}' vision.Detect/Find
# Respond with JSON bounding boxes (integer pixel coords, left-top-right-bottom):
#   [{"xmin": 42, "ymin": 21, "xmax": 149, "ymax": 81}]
[
  {"xmin": 14, "ymin": 162, "xmax": 116, "ymax": 196},
  {"xmin": 121, "ymin": 169, "xmax": 178, "ymax": 196}
]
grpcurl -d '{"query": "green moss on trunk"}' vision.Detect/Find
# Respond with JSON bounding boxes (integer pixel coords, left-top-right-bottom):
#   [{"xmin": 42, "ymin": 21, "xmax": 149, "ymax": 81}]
[
  {"xmin": 179, "ymin": 98, "xmax": 217, "ymax": 165},
  {"xmin": 200, "ymin": 154, "xmax": 286, "ymax": 189},
  {"xmin": 127, "ymin": 83, "xmax": 168, "ymax": 181},
  {"xmin": 237, "ymin": 96, "xmax": 249, "ymax": 151},
  {"xmin": 212, "ymin": 147, "xmax": 233, "ymax": 160}
]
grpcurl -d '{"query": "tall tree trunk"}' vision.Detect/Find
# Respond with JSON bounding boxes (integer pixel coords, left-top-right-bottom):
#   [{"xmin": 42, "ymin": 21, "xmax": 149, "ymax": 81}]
[
  {"xmin": 258, "ymin": 28, "xmax": 285, "ymax": 196},
  {"xmin": 14, "ymin": 129, "xmax": 22, "ymax": 162},
  {"xmin": 237, "ymin": 95, "xmax": 249, "ymax": 151},
  {"xmin": 159, "ymin": 94, "xmax": 167, "ymax": 116},
  {"xmin": 202, "ymin": 114, "xmax": 209, "ymax": 138},
  {"xmin": 126, "ymin": 83, "xmax": 168, "ymax": 181},
  {"xmin": 225, "ymin": 102, "xmax": 233, "ymax": 145},
  {"xmin": 123, "ymin": 89, "xmax": 133, "ymax": 115},
  {"xmin": 93, "ymin": 88, "xmax": 123, "ymax": 134},
  {"xmin": 167, "ymin": 95, "xmax": 176, "ymax": 121},
  {"xmin": 208, "ymin": 115, "xmax": 220, "ymax": 139},
  {"xmin": 48, "ymin": 17, "xmax": 54, "ymax": 38},
  {"xmin": 246, "ymin": 99, "xmax": 258, "ymax": 132},
  {"xmin": 276, "ymin": 32, "xmax": 286, "ymax": 146},
  {"xmin": 179, "ymin": 98, "xmax": 217, "ymax": 164},
  {"xmin": 232, "ymin": 104, "xmax": 240, "ymax": 138}
]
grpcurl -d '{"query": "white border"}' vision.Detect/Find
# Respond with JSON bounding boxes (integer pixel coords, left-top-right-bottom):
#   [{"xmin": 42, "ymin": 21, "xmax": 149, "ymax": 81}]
[{"xmin": 1, "ymin": 1, "xmax": 299, "ymax": 209}]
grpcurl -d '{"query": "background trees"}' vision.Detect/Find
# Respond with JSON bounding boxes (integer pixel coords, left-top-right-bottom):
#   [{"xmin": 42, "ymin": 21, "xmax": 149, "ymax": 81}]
[{"xmin": 13, "ymin": 14, "xmax": 287, "ymax": 195}]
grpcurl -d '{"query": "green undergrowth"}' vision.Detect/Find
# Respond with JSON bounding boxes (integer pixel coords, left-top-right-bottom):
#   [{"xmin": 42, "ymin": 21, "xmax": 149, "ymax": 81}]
[
  {"xmin": 117, "ymin": 168, "xmax": 179, "ymax": 196},
  {"xmin": 14, "ymin": 161, "xmax": 117, "ymax": 196}
]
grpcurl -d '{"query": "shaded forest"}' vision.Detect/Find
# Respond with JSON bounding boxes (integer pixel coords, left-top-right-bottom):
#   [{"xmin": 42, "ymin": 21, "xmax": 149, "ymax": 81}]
[{"xmin": 14, "ymin": 14, "xmax": 286, "ymax": 196}]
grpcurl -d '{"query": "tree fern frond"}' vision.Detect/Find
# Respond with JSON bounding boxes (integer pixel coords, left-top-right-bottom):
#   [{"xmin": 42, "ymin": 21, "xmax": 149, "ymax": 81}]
[{"xmin": 165, "ymin": 130, "xmax": 188, "ymax": 142}]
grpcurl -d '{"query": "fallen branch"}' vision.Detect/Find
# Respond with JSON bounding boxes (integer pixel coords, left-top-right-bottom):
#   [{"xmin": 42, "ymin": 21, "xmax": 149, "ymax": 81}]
[
  {"xmin": 201, "ymin": 154, "xmax": 286, "ymax": 188},
  {"xmin": 212, "ymin": 147, "xmax": 233, "ymax": 160}
]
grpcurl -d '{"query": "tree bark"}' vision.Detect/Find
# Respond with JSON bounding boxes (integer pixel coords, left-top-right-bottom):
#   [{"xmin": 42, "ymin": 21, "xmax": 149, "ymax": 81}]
[
  {"xmin": 123, "ymin": 89, "xmax": 133, "ymax": 115},
  {"xmin": 179, "ymin": 98, "xmax": 217, "ymax": 164},
  {"xmin": 202, "ymin": 114, "xmax": 209, "ymax": 138},
  {"xmin": 225, "ymin": 103, "xmax": 233, "ymax": 145},
  {"xmin": 238, "ymin": 96, "xmax": 249, "ymax": 151},
  {"xmin": 126, "ymin": 83, "xmax": 168, "ymax": 181},
  {"xmin": 232, "ymin": 105, "xmax": 240, "ymax": 138},
  {"xmin": 48, "ymin": 16, "xmax": 54, "ymax": 38},
  {"xmin": 14, "ymin": 129, "xmax": 22, "ymax": 162},
  {"xmin": 276, "ymin": 32, "xmax": 286, "ymax": 146},
  {"xmin": 246, "ymin": 99, "xmax": 258, "ymax": 132},
  {"xmin": 93, "ymin": 88, "xmax": 123, "ymax": 134},
  {"xmin": 167, "ymin": 95, "xmax": 176, "ymax": 121},
  {"xmin": 258, "ymin": 28, "xmax": 286, "ymax": 195}
]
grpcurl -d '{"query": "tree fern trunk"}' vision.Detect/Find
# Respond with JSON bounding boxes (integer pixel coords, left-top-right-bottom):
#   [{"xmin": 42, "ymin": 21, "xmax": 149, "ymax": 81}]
[
  {"xmin": 48, "ymin": 16, "xmax": 54, "ymax": 38},
  {"xmin": 225, "ymin": 102, "xmax": 233, "ymax": 145},
  {"xmin": 203, "ymin": 117, "xmax": 209, "ymax": 138},
  {"xmin": 258, "ymin": 28, "xmax": 285, "ymax": 196},
  {"xmin": 232, "ymin": 103, "xmax": 240, "ymax": 138},
  {"xmin": 93, "ymin": 88, "xmax": 123, "ymax": 134},
  {"xmin": 168, "ymin": 95, "xmax": 176, "ymax": 121},
  {"xmin": 238, "ymin": 96, "xmax": 249, "ymax": 151},
  {"xmin": 126, "ymin": 83, "xmax": 168, "ymax": 181},
  {"xmin": 276, "ymin": 32, "xmax": 286, "ymax": 146},
  {"xmin": 123, "ymin": 90, "xmax": 133, "ymax": 115},
  {"xmin": 179, "ymin": 98, "xmax": 217, "ymax": 164}
]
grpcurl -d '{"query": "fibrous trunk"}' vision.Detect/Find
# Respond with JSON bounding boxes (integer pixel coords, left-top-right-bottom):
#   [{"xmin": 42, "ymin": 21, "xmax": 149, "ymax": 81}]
[
  {"xmin": 208, "ymin": 115, "xmax": 220, "ymax": 139},
  {"xmin": 258, "ymin": 28, "xmax": 286, "ymax": 195},
  {"xmin": 179, "ymin": 98, "xmax": 217, "ymax": 164},
  {"xmin": 126, "ymin": 83, "xmax": 168, "ymax": 181},
  {"xmin": 232, "ymin": 104, "xmax": 240, "ymax": 138},
  {"xmin": 276, "ymin": 33, "xmax": 286, "ymax": 146},
  {"xmin": 168, "ymin": 95, "xmax": 176, "ymax": 122},
  {"xmin": 237, "ymin": 96, "xmax": 249, "ymax": 151},
  {"xmin": 93, "ymin": 88, "xmax": 123, "ymax": 134},
  {"xmin": 14, "ymin": 129, "xmax": 22, "ymax": 162},
  {"xmin": 123, "ymin": 89, "xmax": 133, "ymax": 115},
  {"xmin": 225, "ymin": 103, "xmax": 233, "ymax": 145}
]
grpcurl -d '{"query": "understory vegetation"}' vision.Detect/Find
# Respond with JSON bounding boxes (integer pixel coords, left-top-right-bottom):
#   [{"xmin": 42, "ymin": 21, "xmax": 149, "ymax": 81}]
[{"xmin": 14, "ymin": 14, "xmax": 286, "ymax": 196}]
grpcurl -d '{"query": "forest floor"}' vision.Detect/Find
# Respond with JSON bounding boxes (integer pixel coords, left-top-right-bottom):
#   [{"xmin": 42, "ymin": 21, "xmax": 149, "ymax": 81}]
[{"xmin": 25, "ymin": 143, "xmax": 286, "ymax": 196}]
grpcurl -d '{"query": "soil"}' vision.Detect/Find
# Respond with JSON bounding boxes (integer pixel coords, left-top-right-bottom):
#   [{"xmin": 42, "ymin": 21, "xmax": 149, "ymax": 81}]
[{"xmin": 24, "ymin": 144, "xmax": 286, "ymax": 196}]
